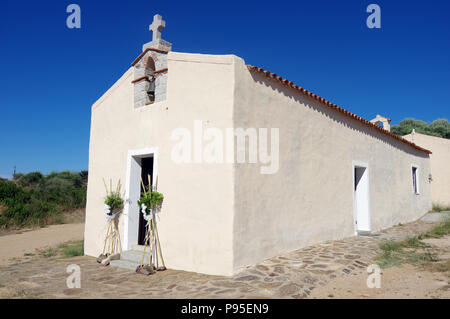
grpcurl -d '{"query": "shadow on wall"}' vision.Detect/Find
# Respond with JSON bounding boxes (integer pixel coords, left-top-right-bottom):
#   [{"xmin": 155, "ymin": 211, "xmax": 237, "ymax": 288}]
[{"xmin": 249, "ymin": 71, "xmax": 430, "ymax": 159}]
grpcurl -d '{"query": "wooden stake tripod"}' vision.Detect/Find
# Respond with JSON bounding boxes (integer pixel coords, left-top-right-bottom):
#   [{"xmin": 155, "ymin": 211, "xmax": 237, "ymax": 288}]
[
  {"xmin": 138, "ymin": 211, "xmax": 166, "ymax": 271},
  {"xmin": 136, "ymin": 174, "xmax": 166, "ymax": 274},
  {"xmin": 97, "ymin": 178, "xmax": 123, "ymax": 266},
  {"xmin": 102, "ymin": 216, "xmax": 122, "ymax": 257}
]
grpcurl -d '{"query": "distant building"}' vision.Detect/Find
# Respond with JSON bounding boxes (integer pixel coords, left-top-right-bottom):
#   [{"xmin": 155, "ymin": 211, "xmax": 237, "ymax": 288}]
[{"xmin": 404, "ymin": 130, "xmax": 450, "ymax": 207}]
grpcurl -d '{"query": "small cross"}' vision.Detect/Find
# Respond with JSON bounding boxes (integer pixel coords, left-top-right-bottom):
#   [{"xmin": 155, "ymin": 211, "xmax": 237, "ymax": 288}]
[{"xmin": 149, "ymin": 14, "xmax": 166, "ymax": 42}]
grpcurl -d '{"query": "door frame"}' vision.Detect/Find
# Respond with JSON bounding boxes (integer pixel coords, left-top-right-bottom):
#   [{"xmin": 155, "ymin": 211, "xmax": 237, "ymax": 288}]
[
  {"xmin": 411, "ymin": 163, "xmax": 420, "ymax": 195},
  {"xmin": 123, "ymin": 147, "xmax": 159, "ymax": 250},
  {"xmin": 352, "ymin": 161, "xmax": 371, "ymax": 234}
]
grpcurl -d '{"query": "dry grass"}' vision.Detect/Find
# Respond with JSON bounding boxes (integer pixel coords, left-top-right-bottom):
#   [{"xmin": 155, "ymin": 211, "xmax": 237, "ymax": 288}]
[
  {"xmin": 60, "ymin": 209, "xmax": 85, "ymax": 224},
  {"xmin": 58, "ymin": 240, "xmax": 84, "ymax": 257},
  {"xmin": 419, "ymin": 220, "xmax": 450, "ymax": 239},
  {"xmin": 376, "ymin": 220, "xmax": 449, "ymax": 269},
  {"xmin": 423, "ymin": 260, "xmax": 450, "ymax": 273},
  {"xmin": 37, "ymin": 240, "xmax": 84, "ymax": 259},
  {"xmin": 432, "ymin": 203, "xmax": 450, "ymax": 212}
]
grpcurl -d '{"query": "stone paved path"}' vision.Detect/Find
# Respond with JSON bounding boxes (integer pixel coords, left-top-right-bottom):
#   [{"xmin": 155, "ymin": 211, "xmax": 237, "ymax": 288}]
[{"xmin": 0, "ymin": 219, "xmax": 437, "ymax": 299}]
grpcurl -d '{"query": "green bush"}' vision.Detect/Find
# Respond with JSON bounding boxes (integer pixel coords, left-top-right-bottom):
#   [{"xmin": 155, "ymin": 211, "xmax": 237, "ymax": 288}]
[
  {"xmin": 15, "ymin": 171, "xmax": 43, "ymax": 188},
  {"xmin": 0, "ymin": 170, "xmax": 87, "ymax": 228},
  {"xmin": 391, "ymin": 118, "xmax": 450, "ymax": 139}
]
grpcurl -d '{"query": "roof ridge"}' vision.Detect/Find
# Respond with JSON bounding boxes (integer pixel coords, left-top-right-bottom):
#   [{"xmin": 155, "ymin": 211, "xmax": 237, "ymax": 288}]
[
  {"xmin": 409, "ymin": 131, "xmax": 450, "ymax": 142},
  {"xmin": 246, "ymin": 65, "xmax": 432, "ymax": 155}
]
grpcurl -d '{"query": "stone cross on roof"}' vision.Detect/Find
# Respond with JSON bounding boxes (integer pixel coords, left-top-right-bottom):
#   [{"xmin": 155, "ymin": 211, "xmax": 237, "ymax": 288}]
[
  {"xmin": 142, "ymin": 14, "xmax": 172, "ymax": 52},
  {"xmin": 149, "ymin": 14, "xmax": 166, "ymax": 42}
]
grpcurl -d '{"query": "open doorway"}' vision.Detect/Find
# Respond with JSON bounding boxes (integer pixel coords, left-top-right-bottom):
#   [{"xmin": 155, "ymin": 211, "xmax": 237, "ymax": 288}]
[
  {"xmin": 138, "ymin": 157, "xmax": 153, "ymax": 245},
  {"xmin": 123, "ymin": 148, "xmax": 158, "ymax": 251},
  {"xmin": 353, "ymin": 162, "xmax": 370, "ymax": 233}
]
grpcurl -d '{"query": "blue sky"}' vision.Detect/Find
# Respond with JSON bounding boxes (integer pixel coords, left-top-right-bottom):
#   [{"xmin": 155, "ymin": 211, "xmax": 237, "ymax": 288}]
[{"xmin": 0, "ymin": 0, "xmax": 449, "ymax": 179}]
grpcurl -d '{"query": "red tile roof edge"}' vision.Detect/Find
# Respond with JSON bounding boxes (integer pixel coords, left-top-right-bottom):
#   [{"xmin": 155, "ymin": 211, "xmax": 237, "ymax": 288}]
[
  {"xmin": 246, "ymin": 65, "xmax": 432, "ymax": 155},
  {"xmin": 131, "ymin": 48, "xmax": 169, "ymax": 66}
]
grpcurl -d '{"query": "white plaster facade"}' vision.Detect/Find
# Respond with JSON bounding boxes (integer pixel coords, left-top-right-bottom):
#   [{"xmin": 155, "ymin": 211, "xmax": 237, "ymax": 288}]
[
  {"xmin": 404, "ymin": 131, "xmax": 450, "ymax": 207},
  {"xmin": 85, "ymin": 51, "xmax": 432, "ymax": 276}
]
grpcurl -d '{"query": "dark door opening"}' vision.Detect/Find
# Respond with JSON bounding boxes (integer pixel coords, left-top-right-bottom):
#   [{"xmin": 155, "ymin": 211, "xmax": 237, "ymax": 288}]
[
  {"xmin": 412, "ymin": 166, "xmax": 418, "ymax": 194},
  {"xmin": 354, "ymin": 165, "xmax": 370, "ymax": 232},
  {"xmin": 138, "ymin": 156, "xmax": 154, "ymax": 245}
]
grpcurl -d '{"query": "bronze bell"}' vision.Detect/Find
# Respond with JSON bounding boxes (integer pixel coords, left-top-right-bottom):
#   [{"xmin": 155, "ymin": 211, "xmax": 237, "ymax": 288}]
[{"xmin": 147, "ymin": 77, "xmax": 155, "ymax": 101}]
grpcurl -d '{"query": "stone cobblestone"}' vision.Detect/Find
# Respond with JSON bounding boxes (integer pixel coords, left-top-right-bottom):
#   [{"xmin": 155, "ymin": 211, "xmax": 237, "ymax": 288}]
[{"xmin": 0, "ymin": 219, "xmax": 437, "ymax": 299}]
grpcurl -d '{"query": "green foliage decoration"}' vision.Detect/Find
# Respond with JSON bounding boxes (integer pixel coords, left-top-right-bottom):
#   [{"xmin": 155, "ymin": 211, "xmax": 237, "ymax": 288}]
[{"xmin": 138, "ymin": 185, "xmax": 164, "ymax": 216}]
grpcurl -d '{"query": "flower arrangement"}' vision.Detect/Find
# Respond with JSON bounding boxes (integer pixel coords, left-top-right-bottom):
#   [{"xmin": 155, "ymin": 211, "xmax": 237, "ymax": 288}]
[
  {"xmin": 97, "ymin": 178, "xmax": 124, "ymax": 266},
  {"xmin": 135, "ymin": 174, "xmax": 166, "ymax": 275},
  {"xmin": 138, "ymin": 186, "xmax": 163, "ymax": 217},
  {"xmin": 103, "ymin": 178, "xmax": 124, "ymax": 218}
]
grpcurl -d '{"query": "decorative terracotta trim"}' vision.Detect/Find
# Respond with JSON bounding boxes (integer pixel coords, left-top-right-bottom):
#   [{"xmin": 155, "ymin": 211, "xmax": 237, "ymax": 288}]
[
  {"xmin": 154, "ymin": 68, "xmax": 168, "ymax": 74},
  {"xmin": 131, "ymin": 48, "xmax": 169, "ymax": 66},
  {"xmin": 131, "ymin": 76, "xmax": 149, "ymax": 84},
  {"xmin": 247, "ymin": 65, "xmax": 432, "ymax": 155},
  {"xmin": 148, "ymin": 47, "xmax": 169, "ymax": 54}
]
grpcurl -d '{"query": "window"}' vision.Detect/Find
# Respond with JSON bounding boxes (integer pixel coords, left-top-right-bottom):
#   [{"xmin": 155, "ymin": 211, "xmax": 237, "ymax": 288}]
[{"xmin": 412, "ymin": 165, "xmax": 419, "ymax": 194}]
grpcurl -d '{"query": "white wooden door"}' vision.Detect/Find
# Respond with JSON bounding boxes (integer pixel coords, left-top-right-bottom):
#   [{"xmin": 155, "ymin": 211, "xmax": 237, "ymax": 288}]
[{"xmin": 354, "ymin": 165, "xmax": 370, "ymax": 232}]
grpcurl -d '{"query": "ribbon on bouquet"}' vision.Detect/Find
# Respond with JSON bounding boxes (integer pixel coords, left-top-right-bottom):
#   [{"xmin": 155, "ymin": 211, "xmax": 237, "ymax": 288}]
[
  {"xmin": 104, "ymin": 204, "xmax": 117, "ymax": 220},
  {"xmin": 141, "ymin": 203, "xmax": 153, "ymax": 222},
  {"xmin": 141, "ymin": 203, "xmax": 160, "ymax": 222}
]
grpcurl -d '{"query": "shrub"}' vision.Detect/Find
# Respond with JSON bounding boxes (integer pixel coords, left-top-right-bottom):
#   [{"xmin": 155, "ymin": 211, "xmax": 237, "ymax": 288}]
[
  {"xmin": 391, "ymin": 118, "xmax": 450, "ymax": 139},
  {"xmin": 15, "ymin": 172, "xmax": 43, "ymax": 188},
  {"xmin": 79, "ymin": 170, "xmax": 88, "ymax": 184},
  {"xmin": 0, "ymin": 170, "xmax": 87, "ymax": 228}
]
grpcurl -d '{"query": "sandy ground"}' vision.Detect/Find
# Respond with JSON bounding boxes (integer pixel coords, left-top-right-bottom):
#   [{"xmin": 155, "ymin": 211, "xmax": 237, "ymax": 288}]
[
  {"xmin": 308, "ymin": 264, "xmax": 450, "ymax": 299},
  {"xmin": 309, "ymin": 235, "xmax": 450, "ymax": 299},
  {"xmin": 0, "ymin": 223, "xmax": 84, "ymax": 265},
  {"xmin": 0, "ymin": 216, "xmax": 448, "ymax": 299}
]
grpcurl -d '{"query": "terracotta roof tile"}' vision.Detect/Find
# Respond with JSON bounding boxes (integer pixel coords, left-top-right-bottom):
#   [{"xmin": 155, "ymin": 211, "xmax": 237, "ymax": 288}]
[
  {"xmin": 247, "ymin": 65, "xmax": 432, "ymax": 154},
  {"xmin": 131, "ymin": 48, "xmax": 169, "ymax": 66}
]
